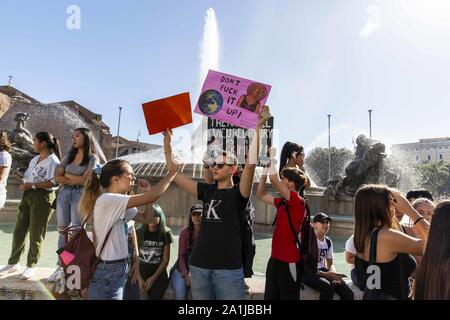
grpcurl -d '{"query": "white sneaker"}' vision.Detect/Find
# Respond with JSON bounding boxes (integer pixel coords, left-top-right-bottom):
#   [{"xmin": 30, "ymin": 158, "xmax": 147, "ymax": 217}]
[
  {"xmin": 21, "ymin": 267, "xmax": 36, "ymax": 280},
  {"xmin": 0, "ymin": 264, "xmax": 20, "ymax": 275},
  {"xmin": 47, "ymin": 267, "xmax": 63, "ymax": 282}
]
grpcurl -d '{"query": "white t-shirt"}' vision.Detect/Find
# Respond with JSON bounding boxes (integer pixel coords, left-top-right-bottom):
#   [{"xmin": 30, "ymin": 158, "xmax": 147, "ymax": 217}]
[
  {"xmin": 0, "ymin": 150, "xmax": 12, "ymax": 194},
  {"xmin": 317, "ymin": 236, "xmax": 333, "ymax": 270},
  {"xmin": 345, "ymin": 234, "xmax": 356, "ymax": 255},
  {"xmin": 23, "ymin": 154, "xmax": 60, "ymax": 190},
  {"xmin": 92, "ymin": 193, "xmax": 138, "ymax": 261}
]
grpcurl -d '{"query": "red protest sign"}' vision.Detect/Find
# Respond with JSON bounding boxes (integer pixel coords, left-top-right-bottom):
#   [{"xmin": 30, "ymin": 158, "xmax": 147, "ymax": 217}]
[{"xmin": 142, "ymin": 92, "xmax": 193, "ymax": 135}]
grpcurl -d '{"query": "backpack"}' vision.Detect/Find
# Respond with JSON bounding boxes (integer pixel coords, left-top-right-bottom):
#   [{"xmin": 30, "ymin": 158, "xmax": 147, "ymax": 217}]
[
  {"xmin": 57, "ymin": 212, "xmax": 113, "ymax": 290},
  {"xmin": 240, "ymin": 199, "xmax": 256, "ymax": 278},
  {"xmin": 276, "ymin": 197, "xmax": 319, "ymax": 275}
]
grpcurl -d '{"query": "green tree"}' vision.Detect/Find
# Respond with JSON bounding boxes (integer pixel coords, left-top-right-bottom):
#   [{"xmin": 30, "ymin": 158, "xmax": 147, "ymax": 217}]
[
  {"xmin": 414, "ymin": 161, "xmax": 450, "ymax": 198},
  {"xmin": 305, "ymin": 147, "xmax": 354, "ymax": 187}
]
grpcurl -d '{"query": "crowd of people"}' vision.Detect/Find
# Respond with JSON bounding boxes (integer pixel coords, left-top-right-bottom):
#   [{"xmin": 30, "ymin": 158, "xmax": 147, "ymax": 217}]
[{"xmin": 0, "ymin": 110, "xmax": 449, "ymax": 300}]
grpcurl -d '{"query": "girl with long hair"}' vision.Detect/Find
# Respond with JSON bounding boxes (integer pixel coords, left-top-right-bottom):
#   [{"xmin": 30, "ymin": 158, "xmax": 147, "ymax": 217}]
[
  {"xmin": 79, "ymin": 158, "xmax": 178, "ymax": 300},
  {"xmin": 279, "ymin": 141, "xmax": 311, "ymax": 188},
  {"xmin": 132, "ymin": 204, "xmax": 173, "ymax": 300},
  {"xmin": 414, "ymin": 201, "xmax": 450, "ymax": 300},
  {"xmin": 49, "ymin": 128, "xmax": 99, "ymax": 281},
  {"xmin": 170, "ymin": 203, "xmax": 203, "ymax": 300},
  {"xmin": 353, "ymin": 184, "xmax": 430, "ymax": 300},
  {"xmin": 0, "ymin": 132, "xmax": 61, "ymax": 279}
]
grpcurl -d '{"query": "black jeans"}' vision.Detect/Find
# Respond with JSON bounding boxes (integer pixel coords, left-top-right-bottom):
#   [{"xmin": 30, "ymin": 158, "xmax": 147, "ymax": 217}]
[
  {"xmin": 264, "ymin": 258, "xmax": 302, "ymax": 300},
  {"xmin": 302, "ymin": 269, "xmax": 354, "ymax": 300}
]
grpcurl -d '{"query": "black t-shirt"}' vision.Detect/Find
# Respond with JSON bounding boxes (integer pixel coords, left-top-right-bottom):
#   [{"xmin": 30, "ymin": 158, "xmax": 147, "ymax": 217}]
[
  {"xmin": 190, "ymin": 182, "xmax": 249, "ymax": 270},
  {"xmin": 137, "ymin": 227, "xmax": 172, "ymax": 274}
]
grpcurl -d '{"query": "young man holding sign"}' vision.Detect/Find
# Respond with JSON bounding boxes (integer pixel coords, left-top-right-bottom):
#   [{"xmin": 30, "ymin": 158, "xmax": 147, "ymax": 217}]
[{"xmin": 163, "ymin": 106, "xmax": 270, "ymax": 300}]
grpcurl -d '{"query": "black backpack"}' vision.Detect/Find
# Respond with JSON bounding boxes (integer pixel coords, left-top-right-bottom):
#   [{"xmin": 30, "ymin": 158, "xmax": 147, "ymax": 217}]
[
  {"xmin": 276, "ymin": 197, "xmax": 319, "ymax": 275},
  {"xmin": 240, "ymin": 199, "xmax": 256, "ymax": 278}
]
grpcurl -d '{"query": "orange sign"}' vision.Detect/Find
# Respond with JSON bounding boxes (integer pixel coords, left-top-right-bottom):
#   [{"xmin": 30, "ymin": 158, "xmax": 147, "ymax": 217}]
[{"xmin": 142, "ymin": 92, "xmax": 193, "ymax": 135}]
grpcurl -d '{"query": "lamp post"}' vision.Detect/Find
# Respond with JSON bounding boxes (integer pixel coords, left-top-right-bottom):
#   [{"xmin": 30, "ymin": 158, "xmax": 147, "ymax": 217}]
[
  {"xmin": 8, "ymin": 75, "xmax": 13, "ymax": 87},
  {"xmin": 115, "ymin": 107, "xmax": 123, "ymax": 158},
  {"xmin": 327, "ymin": 114, "xmax": 331, "ymax": 181},
  {"xmin": 136, "ymin": 130, "xmax": 141, "ymax": 153},
  {"xmin": 368, "ymin": 109, "xmax": 373, "ymax": 138}
]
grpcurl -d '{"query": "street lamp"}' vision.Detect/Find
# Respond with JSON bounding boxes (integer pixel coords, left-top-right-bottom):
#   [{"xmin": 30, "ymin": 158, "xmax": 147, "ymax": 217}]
[
  {"xmin": 368, "ymin": 109, "xmax": 373, "ymax": 138},
  {"xmin": 115, "ymin": 107, "xmax": 123, "ymax": 158},
  {"xmin": 327, "ymin": 114, "xmax": 331, "ymax": 181}
]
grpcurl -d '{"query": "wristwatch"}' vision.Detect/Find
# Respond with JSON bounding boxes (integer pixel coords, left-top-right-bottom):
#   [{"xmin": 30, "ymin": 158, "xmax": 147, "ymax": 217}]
[{"xmin": 31, "ymin": 183, "xmax": 36, "ymax": 190}]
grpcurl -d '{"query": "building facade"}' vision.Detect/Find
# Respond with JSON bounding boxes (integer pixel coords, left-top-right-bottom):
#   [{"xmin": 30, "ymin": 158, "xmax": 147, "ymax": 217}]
[{"xmin": 391, "ymin": 137, "xmax": 450, "ymax": 163}]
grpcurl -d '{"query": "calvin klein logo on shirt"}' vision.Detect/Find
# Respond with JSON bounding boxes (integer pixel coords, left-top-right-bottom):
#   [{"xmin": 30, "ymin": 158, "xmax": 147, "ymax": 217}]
[{"xmin": 204, "ymin": 200, "xmax": 222, "ymax": 221}]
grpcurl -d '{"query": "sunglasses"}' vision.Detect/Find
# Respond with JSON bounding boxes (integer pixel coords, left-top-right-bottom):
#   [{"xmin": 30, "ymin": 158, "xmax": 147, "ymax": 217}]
[{"xmin": 206, "ymin": 162, "xmax": 233, "ymax": 169}]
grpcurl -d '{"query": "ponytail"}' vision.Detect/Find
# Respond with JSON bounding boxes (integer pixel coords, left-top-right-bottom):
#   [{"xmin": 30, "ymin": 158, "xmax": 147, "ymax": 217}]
[
  {"xmin": 279, "ymin": 142, "xmax": 304, "ymax": 174},
  {"xmin": 52, "ymin": 137, "xmax": 62, "ymax": 160},
  {"xmin": 35, "ymin": 131, "xmax": 61, "ymax": 160},
  {"xmin": 78, "ymin": 170, "xmax": 102, "ymax": 220}
]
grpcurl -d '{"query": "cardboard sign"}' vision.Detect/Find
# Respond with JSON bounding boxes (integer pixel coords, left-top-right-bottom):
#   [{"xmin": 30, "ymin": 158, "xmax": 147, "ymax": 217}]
[
  {"xmin": 194, "ymin": 70, "xmax": 271, "ymax": 129},
  {"xmin": 142, "ymin": 92, "xmax": 192, "ymax": 135},
  {"xmin": 207, "ymin": 117, "xmax": 274, "ymax": 167}
]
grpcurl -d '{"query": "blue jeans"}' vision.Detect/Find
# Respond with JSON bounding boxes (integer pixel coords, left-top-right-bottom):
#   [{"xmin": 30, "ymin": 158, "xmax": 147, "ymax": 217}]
[
  {"xmin": 56, "ymin": 187, "xmax": 82, "ymax": 263},
  {"xmin": 87, "ymin": 260, "xmax": 129, "ymax": 300},
  {"xmin": 171, "ymin": 268, "xmax": 188, "ymax": 300},
  {"xmin": 189, "ymin": 265, "xmax": 244, "ymax": 300}
]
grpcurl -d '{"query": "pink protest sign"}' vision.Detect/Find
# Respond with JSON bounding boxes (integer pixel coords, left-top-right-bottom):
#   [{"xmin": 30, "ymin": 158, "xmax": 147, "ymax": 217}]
[{"xmin": 194, "ymin": 70, "xmax": 271, "ymax": 129}]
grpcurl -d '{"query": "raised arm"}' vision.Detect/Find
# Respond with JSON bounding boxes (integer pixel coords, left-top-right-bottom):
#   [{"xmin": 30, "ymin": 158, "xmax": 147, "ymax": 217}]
[
  {"xmin": 240, "ymin": 106, "xmax": 271, "ymax": 199},
  {"xmin": 391, "ymin": 190, "xmax": 430, "ymax": 240},
  {"xmin": 127, "ymin": 156, "xmax": 179, "ymax": 209},
  {"xmin": 163, "ymin": 129, "xmax": 198, "ymax": 197},
  {"xmin": 256, "ymin": 167, "xmax": 275, "ymax": 206},
  {"xmin": 386, "ymin": 229, "xmax": 426, "ymax": 256},
  {"xmin": 202, "ymin": 151, "xmax": 214, "ymax": 184},
  {"xmin": 266, "ymin": 148, "xmax": 291, "ymax": 201}
]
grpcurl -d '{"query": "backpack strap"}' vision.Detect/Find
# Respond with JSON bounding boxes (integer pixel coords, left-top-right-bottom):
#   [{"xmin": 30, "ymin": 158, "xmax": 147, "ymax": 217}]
[
  {"xmin": 325, "ymin": 237, "xmax": 332, "ymax": 251},
  {"xmin": 96, "ymin": 227, "xmax": 114, "ymax": 262},
  {"xmin": 368, "ymin": 228, "xmax": 380, "ymax": 265},
  {"xmin": 283, "ymin": 200, "xmax": 302, "ymax": 252}
]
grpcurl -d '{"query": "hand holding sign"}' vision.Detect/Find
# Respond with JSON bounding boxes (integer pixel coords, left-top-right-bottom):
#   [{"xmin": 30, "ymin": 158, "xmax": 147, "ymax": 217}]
[
  {"xmin": 194, "ymin": 70, "xmax": 271, "ymax": 129},
  {"xmin": 258, "ymin": 105, "xmax": 271, "ymax": 128}
]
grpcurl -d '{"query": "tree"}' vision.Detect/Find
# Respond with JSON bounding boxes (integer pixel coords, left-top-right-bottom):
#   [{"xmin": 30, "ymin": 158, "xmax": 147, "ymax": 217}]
[
  {"xmin": 414, "ymin": 161, "xmax": 450, "ymax": 198},
  {"xmin": 305, "ymin": 147, "xmax": 354, "ymax": 187}
]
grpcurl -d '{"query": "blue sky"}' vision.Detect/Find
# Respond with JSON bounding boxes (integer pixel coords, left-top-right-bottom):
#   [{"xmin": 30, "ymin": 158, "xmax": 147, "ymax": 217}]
[{"xmin": 1, "ymin": 0, "xmax": 450, "ymax": 156}]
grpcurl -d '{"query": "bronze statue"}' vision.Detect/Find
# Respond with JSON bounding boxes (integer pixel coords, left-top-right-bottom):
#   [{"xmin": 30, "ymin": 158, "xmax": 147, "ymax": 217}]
[
  {"xmin": 6, "ymin": 113, "xmax": 37, "ymax": 173},
  {"xmin": 325, "ymin": 134, "xmax": 399, "ymax": 196}
]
